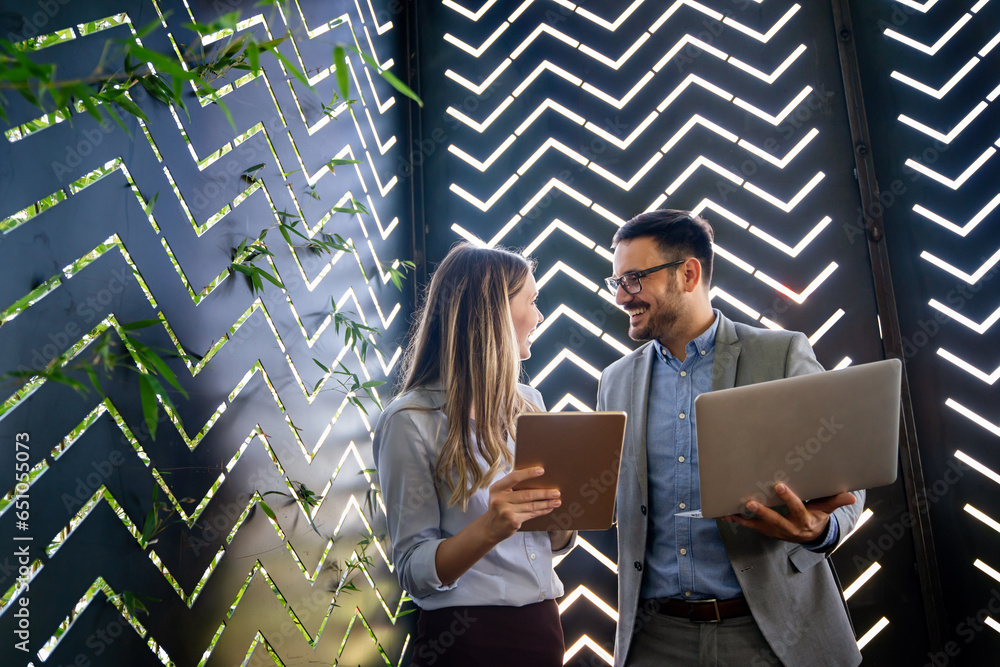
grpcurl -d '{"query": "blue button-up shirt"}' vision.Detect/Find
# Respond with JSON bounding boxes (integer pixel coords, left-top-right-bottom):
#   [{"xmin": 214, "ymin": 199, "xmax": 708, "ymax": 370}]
[{"xmin": 640, "ymin": 310, "xmax": 837, "ymax": 600}]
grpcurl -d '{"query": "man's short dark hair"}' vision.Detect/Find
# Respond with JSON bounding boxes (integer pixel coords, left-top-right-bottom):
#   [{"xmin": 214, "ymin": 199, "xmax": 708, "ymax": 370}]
[{"xmin": 612, "ymin": 209, "xmax": 715, "ymax": 285}]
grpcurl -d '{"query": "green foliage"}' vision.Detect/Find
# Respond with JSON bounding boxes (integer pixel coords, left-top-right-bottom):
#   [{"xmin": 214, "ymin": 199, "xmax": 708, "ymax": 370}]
[
  {"xmin": 1, "ymin": 2, "xmax": 423, "ymax": 616},
  {"xmin": 120, "ymin": 591, "xmax": 160, "ymax": 617},
  {"xmin": 0, "ymin": 6, "xmax": 422, "ymax": 129},
  {"xmin": 262, "ymin": 480, "xmax": 322, "ymax": 535},
  {"xmin": 3, "ymin": 318, "xmax": 192, "ymax": 441}
]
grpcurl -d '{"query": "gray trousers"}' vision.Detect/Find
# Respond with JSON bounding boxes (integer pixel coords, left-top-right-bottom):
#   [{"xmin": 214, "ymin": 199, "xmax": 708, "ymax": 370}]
[{"xmin": 625, "ymin": 612, "xmax": 782, "ymax": 667}]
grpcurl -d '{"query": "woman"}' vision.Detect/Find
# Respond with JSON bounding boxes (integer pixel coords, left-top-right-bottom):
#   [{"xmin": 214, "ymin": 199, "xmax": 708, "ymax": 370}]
[{"xmin": 373, "ymin": 242, "xmax": 574, "ymax": 666}]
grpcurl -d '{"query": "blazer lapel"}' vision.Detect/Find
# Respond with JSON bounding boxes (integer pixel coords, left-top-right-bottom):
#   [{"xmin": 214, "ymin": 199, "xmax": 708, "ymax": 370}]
[
  {"xmin": 712, "ymin": 313, "xmax": 743, "ymax": 391},
  {"xmin": 631, "ymin": 344, "xmax": 656, "ymax": 505}
]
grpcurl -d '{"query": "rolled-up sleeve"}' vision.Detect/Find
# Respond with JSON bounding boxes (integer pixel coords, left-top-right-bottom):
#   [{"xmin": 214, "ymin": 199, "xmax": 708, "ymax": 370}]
[{"xmin": 375, "ymin": 409, "xmax": 458, "ymax": 598}]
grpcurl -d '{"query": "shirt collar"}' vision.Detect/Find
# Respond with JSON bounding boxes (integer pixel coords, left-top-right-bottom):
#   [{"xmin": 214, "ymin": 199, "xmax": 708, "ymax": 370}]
[{"xmin": 653, "ymin": 309, "xmax": 721, "ymax": 363}]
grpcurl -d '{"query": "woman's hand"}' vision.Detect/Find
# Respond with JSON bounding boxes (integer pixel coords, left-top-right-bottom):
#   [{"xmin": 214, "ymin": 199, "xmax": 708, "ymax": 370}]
[
  {"xmin": 434, "ymin": 467, "xmax": 561, "ymax": 586},
  {"xmin": 482, "ymin": 467, "xmax": 562, "ymax": 545}
]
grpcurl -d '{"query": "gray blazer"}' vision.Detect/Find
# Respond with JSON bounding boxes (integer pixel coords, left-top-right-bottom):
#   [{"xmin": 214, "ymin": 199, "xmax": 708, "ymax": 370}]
[{"xmin": 598, "ymin": 313, "xmax": 864, "ymax": 667}]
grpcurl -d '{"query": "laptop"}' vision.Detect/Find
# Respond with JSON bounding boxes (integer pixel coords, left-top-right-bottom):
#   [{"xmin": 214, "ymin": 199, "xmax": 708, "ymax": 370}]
[
  {"xmin": 513, "ymin": 411, "xmax": 627, "ymax": 531},
  {"xmin": 679, "ymin": 358, "xmax": 901, "ymax": 519}
]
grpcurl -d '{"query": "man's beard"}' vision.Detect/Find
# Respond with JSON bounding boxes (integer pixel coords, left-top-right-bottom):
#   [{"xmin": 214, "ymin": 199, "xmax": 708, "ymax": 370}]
[{"xmin": 627, "ymin": 288, "xmax": 682, "ymax": 342}]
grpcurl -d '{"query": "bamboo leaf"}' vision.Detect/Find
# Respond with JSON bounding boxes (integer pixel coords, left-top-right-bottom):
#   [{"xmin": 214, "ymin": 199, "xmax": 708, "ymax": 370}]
[
  {"xmin": 351, "ymin": 47, "xmax": 422, "ymax": 107},
  {"xmin": 258, "ymin": 499, "xmax": 277, "ymax": 521},
  {"xmin": 138, "ymin": 374, "xmax": 160, "ymax": 441},
  {"xmin": 328, "ymin": 158, "xmax": 362, "ymax": 168},
  {"xmin": 210, "ymin": 96, "xmax": 235, "ymax": 131},
  {"xmin": 110, "ymin": 92, "xmax": 148, "ymax": 122},
  {"xmin": 143, "ymin": 192, "xmax": 159, "ymax": 217},
  {"xmin": 121, "ymin": 319, "xmax": 162, "ymax": 331},
  {"xmin": 256, "ymin": 266, "xmax": 284, "ymax": 289},
  {"xmin": 272, "ymin": 49, "xmax": 312, "ymax": 91},
  {"xmin": 246, "ymin": 41, "xmax": 260, "ymax": 73},
  {"xmin": 333, "ymin": 46, "xmax": 349, "ymax": 101}
]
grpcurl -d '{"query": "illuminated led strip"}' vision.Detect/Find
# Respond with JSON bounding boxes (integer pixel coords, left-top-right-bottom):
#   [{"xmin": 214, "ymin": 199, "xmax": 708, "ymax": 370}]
[
  {"xmin": 891, "ymin": 58, "xmax": 979, "ymax": 99},
  {"xmin": 446, "ymin": 26, "xmax": 809, "ymax": 130},
  {"xmin": 913, "ymin": 193, "xmax": 1000, "ymax": 237},
  {"xmin": 570, "ymin": 536, "xmax": 619, "ymax": 573},
  {"xmin": 937, "ymin": 349, "xmax": 1000, "ymax": 384},
  {"xmin": 550, "ymin": 394, "xmax": 593, "ymax": 412},
  {"xmin": 965, "ymin": 504, "xmax": 1000, "ymax": 534},
  {"xmin": 748, "ymin": 215, "xmax": 832, "ymax": 257},
  {"xmin": 443, "ymin": 1, "xmax": 800, "ymax": 64},
  {"xmin": 844, "ymin": 562, "xmax": 881, "ymax": 600},
  {"xmin": 946, "ymin": 399, "xmax": 1000, "ymax": 437},
  {"xmin": 892, "ymin": 0, "xmax": 939, "ymax": 12},
  {"xmin": 883, "ymin": 12, "xmax": 973, "ymax": 55},
  {"xmin": 955, "ymin": 450, "xmax": 1000, "ymax": 485},
  {"xmin": 929, "ymin": 300, "xmax": 1000, "ymax": 334},
  {"xmin": 920, "ymin": 246, "xmax": 1000, "ymax": 283},
  {"xmin": 358, "ymin": 0, "xmax": 393, "ymax": 34},
  {"xmin": 905, "ymin": 144, "xmax": 998, "ymax": 190},
  {"xmin": 898, "ymin": 101, "xmax": 988, "ymax": 143},
  {"xmin": 713, "ymin": 249, "xmax": 838, "ymax": 304},
  {"xmin": 558, "ymin": 585, "xmax": 618, "ymax": 620},
  {"xmin": 836, "ymin": 508, "xmax": 874, "ymax": 551},
  {"xmin": 808, "ymin": 309, "xmax": 846, "ymax": 345},
  {"xmin": 694, "ymin": 199, "xmax": 834, "ymax": 264},
  {"xmin": 529, "ymin": 349, "xmax": 602, "ymax": 387},
  {"xmin": 975, "ymin": 559, "xmax": 1000, "ymax": 583},
  {"xmin": 710, "ymin": 287, "xmax": 761, "ymax": 320},
  {"xmin": 563, "ymin": 635, "xmax": 614, "ymax": 665},
  {"xmin": 857, "ymin": 617, "xmax": 889, "ymax": 650},
  {"xmin": 529, "ymin": 304, "xmax": 631, "ymax": 356}
]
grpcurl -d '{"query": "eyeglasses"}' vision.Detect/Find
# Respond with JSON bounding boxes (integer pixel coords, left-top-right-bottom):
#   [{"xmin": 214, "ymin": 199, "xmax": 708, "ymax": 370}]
[{"xmin": 605, "ymin": 259, "xmax": 686, "ymax": 295}]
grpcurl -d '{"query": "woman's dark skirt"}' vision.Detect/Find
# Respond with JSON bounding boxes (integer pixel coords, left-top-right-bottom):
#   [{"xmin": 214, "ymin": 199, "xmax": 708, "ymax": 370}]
[{"xmin": 409, "ymin": 599, "xmax": 564, "ymax": 666}]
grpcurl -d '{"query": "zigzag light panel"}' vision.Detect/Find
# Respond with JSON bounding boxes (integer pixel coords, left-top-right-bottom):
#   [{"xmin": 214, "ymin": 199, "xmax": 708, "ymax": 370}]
[
  {"xmin": 0, "ymin": 0, "xmax": 414, "ymax": 665},
  {"xmin": 425, "ymin": 1, "xmax": 895, "ymax": 662}
]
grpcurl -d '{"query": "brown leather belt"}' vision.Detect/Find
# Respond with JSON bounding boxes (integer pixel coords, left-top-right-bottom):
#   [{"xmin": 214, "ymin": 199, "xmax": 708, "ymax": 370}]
[{"xmin": 644, "ymin": 597, "xmax": 751, "ymax": 623}]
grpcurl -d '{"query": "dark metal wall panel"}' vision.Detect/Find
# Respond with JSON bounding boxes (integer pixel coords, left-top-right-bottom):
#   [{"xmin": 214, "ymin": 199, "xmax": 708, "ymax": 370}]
[
  {"xmin": 0, "ymin": 1, "xmax": 414, "ymax": 665},
  {"xmin": 415, "ymin": 1, "xmax": 927, "ymax": 664},
  {"xmin": 851, "ymin": 1, "xmax": 1000, "ymax": 664}
]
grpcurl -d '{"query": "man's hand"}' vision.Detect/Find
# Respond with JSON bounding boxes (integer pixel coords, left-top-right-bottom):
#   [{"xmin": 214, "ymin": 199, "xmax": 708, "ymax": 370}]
[{"xmin": 722, "ymin": 483, "xmax": 856, "ymax": 544}]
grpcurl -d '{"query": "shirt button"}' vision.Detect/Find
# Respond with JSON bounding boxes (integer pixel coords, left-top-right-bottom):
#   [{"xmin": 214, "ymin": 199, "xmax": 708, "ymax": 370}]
[
  {"xmin": 679, "ymin": 413, "xmax": 686, "ymax": 419},
  {"xmin": 539, "ymin": 593, "xmax": 545, "ymax": 601},
  {"xmin": 678, "ymin": 456, "xmax": 685, "ymax": 462},
  {"xmin": 680, "ymin": 548, "xmax": 687, "ymax": 555},
  {"xmin": 701, "ymin": 350, "xmax": 707, "ymax": 355},
  {"xmin": 685, "ymin": 591, "xmax": 692, "ymax": 597},
  {"xmin": 679, "ymin": 502, "xmax": 686, "ymax": 509},
  {"xmin": 634, "ymin": 561, "xmax": 643, "ymax": 571},
  {"xmin": 530, "ymin": 553, "xmax": 537, "ymax": 560},
  {"xmin": 680, "ymin": 371, "xmax": 687, "ymax": 377},
  {"xmin": 640, "ymin": 505, "xmax": 647, "ymax": 516}
]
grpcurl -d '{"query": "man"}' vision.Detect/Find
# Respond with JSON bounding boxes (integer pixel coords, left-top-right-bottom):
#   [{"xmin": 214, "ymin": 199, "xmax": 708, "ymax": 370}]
[{"xmin": 597, "ymin": 209, "xmax": 865, "ymax": 666}]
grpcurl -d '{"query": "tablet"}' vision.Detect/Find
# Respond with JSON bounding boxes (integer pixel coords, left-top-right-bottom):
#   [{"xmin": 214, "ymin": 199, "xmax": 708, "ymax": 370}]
[
  {"xmin": 513, "ymin": 411, "xmax": 627, "ymax": 531},
  {"xmin": 682, "ymin": 358, "xmax": 901, "ymax": 519}
]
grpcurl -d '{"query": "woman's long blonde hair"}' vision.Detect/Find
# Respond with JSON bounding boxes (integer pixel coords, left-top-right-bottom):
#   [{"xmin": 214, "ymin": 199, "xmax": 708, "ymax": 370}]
[{"xmin": 399, "ymin": 242, "xmax": 539, "ymax": 508}]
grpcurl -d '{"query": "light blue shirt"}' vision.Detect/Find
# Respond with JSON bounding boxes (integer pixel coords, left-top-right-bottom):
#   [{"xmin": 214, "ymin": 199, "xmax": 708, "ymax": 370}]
[
  {"xmin": 373, "ymin": 383, "xmax": 573, "ymax": 610},
  {"xmin": 640, "ymin": 310, "xmax": 838, "ymax": 600}
]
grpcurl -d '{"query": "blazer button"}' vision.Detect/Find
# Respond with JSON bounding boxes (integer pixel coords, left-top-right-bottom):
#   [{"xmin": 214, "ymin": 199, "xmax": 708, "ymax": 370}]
[
  {"xmin": 640, "ymin": 505, "xmax": 647, "ymax": 516},
  {"xmin": 634, "ymin": 561, "xmax": 642, "ymax": 571}
]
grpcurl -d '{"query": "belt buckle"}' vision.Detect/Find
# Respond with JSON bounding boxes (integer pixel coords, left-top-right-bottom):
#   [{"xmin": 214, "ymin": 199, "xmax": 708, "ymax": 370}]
[{"xmin": 689, "ymin": 598, "xmax": 721, "ymax": 623}]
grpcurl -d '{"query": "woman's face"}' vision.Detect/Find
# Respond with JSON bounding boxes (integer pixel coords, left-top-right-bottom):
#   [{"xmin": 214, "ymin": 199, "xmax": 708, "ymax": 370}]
[{"xmin": 509, "ymin": 273, "xmax": 543, "ymax": 360}]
